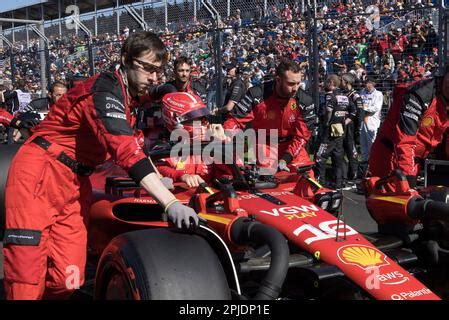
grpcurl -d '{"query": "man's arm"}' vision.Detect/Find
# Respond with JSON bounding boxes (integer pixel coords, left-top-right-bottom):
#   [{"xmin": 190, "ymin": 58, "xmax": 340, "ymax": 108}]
[
  {"xmin": 223, "ymin": 86, "xmax": 261, "ymax": 132},
  {"xmin": 86, "ymin": 82, "xmax": 198, "ymax": 227},
  {"xmin": 156, "ymin": 160, "xmax": 188, "ymax": 182},
  {"xmin": 392, "ymin": 91, "xmax": 429, "ymax": 178},
  {"xmin": 345, "ymin": 96, "xmax": 357, "ymax": 125},
  {"xmin": 149, "ymin": 83, "xmax": 177, "ymax": 101},
  {"xmin": 222, "ymin": 79, "xmax": 246, "ymax": 112},
  {"xmin": 139, "ymin": 172, "xmax": 181, "ymax": 208}
]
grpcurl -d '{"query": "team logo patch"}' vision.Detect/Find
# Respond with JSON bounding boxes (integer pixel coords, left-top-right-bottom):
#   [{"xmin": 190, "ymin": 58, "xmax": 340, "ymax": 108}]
[
  {"xmin": 421, "ymin": 116, "xmax": 433, "ymax": 127},
  {"xmin": 176, "ymin": 160, "xmax": 186, "ymax": 170},
  {"xmin": 290, "ymin": 102, "xmax": 297, "ymax": 111},
  {"xmin": 337, "ymin": 245, "xmax": 390, "ymax": 270}
]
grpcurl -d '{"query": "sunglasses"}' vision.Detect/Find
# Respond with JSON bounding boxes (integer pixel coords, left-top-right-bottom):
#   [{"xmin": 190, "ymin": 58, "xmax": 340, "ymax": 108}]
[{"xmin": 133, "ymin": 58, "xmax": 165, "ymax": 75}]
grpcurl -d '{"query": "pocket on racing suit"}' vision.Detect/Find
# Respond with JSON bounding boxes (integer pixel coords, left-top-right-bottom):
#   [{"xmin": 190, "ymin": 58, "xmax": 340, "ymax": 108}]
[
  {"xmin": 3, "ymin": 229, "xmax": 45, "ymax": 285},
  {"xmin": 330, "ymin": 123, "xmax": 345, "ymax": 137}
]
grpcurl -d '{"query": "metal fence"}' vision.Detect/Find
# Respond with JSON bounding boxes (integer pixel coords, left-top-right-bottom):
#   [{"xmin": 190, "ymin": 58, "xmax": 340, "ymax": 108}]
[{"xmin": 0, "ymin": 0, "xmax": 446, "ymax": 115}]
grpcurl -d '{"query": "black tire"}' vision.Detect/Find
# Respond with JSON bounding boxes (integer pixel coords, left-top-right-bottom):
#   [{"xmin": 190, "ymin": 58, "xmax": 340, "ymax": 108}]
[
  {"xmin": 0, "ymin": 144, "xmax": 21, "ymax": 240},
  {"xmin": 95, "ymin": 228, "xmax": 231, "ymax": 300}
]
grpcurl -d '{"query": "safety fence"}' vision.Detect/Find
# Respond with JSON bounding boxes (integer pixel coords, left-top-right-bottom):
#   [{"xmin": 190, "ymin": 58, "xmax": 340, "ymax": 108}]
[{"xmin": 0, "ymin": 0, "xmax": 446, "ymax": 116}]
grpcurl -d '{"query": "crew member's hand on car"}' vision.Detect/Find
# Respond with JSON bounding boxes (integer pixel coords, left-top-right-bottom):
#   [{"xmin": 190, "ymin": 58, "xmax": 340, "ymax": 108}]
[
  {"xmin": 181, "ymin": 174, "xmax": 205, "ymax": 188},
  {"xmin": 166, "ymin": 200, "xmax": 199, "ymax": 229}
]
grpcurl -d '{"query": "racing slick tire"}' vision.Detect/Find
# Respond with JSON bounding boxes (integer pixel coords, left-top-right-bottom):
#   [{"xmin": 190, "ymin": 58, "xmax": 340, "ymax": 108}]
[
  {"xmin": 94, "ymin": 228, "xmax": 231, "ymax": 300},
  {"xmin": 0, "ymin": 144, "xmax": 21, "ymax": 240}
]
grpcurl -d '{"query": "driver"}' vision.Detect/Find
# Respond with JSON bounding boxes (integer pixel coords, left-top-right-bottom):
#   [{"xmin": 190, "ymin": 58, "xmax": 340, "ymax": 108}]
[
  {"xmin": 367, "ymin": 67, "xmax": 449, "ymax": 189},
  {"xmin": 154, "ymin": 92, "xmax": 228, "ymax": 188},
  {"xmin": 3, "ymin": 32, "xmax": 199, "ymax": 300}
]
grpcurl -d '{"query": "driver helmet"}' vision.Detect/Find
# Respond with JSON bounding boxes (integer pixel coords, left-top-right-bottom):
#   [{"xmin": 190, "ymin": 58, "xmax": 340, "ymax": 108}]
[{"xmin": 162, "ymin": 92, "xmax": 210, "ymax": 140}]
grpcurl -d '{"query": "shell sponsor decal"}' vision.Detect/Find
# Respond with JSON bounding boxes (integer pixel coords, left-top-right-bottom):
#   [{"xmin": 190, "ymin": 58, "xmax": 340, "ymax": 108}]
[
  {"xmin": 337, "ymin": 245, "xmax": 390, "ymax": 270},
  {"xmin": 421, "ymin": 116, "xmax": 433, "ymax": 127}
]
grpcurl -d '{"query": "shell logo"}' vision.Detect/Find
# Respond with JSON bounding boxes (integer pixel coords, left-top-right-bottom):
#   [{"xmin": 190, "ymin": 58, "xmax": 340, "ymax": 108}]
[
  {"xmin": 421, "ymin": 116, "xmax": 433, "ymax": 127},
  {"xmin": 337, "ymin": 245, "xmax": 390, "ymax": 270}
]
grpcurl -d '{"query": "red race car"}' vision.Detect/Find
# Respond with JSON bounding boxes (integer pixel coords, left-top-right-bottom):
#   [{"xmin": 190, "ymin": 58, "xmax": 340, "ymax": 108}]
[{"xmin": 1, "ymin": 142, "xmax": 448, "ymax": 300}]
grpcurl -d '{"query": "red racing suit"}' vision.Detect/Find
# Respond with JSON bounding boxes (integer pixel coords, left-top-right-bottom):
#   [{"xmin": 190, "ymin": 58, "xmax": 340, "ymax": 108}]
[
  {"xmin": 0, "ymin": 108, "xmax": 14, "ymax": 127},
  {"xmin": 369, "ymin": 78, "xmax": 449, "ymax": 184},
  {"xmin": 223, "ymin": 81, "xmax": 316, "ymax": 170},
  {"xmin": 156, "ymin": 156, "xmax": 214, "ymax": 182},
  {"xmin": 155, "ymin": 153, "xmax": 236, "ymax": 184},
  {"xmin": 3, "ymin": 68, "xmax": 156, "ymax": 300}
]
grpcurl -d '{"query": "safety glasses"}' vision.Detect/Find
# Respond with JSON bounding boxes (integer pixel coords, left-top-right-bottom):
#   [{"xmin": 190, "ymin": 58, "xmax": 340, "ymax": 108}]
[{"xmin": 133, "ymin": 58, "xmax": 165, "ymax": 75}]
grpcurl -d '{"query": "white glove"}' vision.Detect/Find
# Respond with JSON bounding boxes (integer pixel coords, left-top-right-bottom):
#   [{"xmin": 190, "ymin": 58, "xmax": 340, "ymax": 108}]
[
  {"xmin": 160, "ymin": 177, "xmax": 174, "ymax": 190},
  {"xmin": 278, "ymin": 160, "xmax": 290, "ymax": 172},
  {"xmin": 166, "ymin": 201, "xmax": 199, "ymax": 229}
]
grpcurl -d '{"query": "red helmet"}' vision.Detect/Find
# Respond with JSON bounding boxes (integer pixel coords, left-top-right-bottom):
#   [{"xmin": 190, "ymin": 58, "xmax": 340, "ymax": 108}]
[{"xmin": 162, "ymin": 92, "xmax": 210, "ymax": 139}]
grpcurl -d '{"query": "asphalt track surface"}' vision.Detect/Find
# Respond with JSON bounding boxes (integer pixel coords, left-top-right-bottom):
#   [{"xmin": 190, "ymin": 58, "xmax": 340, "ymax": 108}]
[{"xmin": 0, "ymin": 187, "xmax": 376, "ymax": 300}]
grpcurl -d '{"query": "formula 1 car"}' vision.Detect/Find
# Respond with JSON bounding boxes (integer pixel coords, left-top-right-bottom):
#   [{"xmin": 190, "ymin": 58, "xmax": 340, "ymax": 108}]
[
  {"xmin": 1, "ymin": 142, "xmax": 448, "ymax": 300},
  {"xmin": 363, "ymin": 166, "xmax": 449, "ymax": 299}
]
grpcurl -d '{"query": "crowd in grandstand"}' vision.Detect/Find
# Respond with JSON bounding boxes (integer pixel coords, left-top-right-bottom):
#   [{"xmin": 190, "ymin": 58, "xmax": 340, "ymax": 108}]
[
  {"xmin": 0, "ymin": 0, "xmax": 439, "ymax": 99},
  {"xmin": 0, "ymin": 1, "xmax": 440, "ymax": 181}
]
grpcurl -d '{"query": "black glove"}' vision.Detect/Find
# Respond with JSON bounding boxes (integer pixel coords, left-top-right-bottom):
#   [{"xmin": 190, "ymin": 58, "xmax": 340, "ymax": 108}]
[
  {"xmin": 166, "ymin": 201, "xmax": 199, "ymax": 229},
  {"xmin": 11, "ymin": 112, "xmax": 41, "ymax": 129}
]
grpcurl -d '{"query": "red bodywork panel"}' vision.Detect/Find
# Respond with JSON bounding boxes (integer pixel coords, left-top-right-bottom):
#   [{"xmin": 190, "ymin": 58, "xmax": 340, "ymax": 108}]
[
  {"xmin": 236, "ymin": 190, "xmax": 439, "ymax": 300},
  {"xmin": 87, "ymin": 168, "xmax": 440, "ymax": 300}
]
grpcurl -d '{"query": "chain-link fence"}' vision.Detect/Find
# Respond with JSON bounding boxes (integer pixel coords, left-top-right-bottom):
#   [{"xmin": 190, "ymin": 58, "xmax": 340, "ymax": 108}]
[
  {"xmin": 0, "ymin": 0, "xmax": 446, "ymax": 115},
  {"xmin": 0, "ymin": 40, "xmax": 46, "ymax": 99}
]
